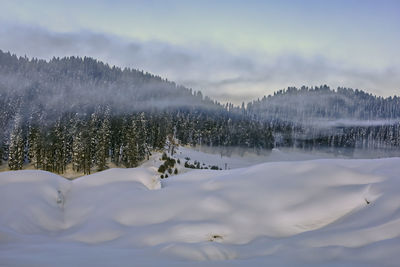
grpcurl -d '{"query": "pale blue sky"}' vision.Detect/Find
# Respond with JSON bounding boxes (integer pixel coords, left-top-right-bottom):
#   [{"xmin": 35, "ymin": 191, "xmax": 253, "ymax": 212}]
[{"xmin": 0, "ymin": 0, "xmax": 399, "ymax": 102}]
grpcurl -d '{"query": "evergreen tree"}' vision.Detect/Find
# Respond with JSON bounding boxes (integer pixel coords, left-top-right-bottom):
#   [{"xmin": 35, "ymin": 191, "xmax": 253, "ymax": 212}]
[
  {"xmin": 8, "ymin": 115, "xmax": 25, "ymax": 170},
  {"xmin": 122, "ymin": 117, "xmax": 139, "ymax": 168},
  {"xmin": 72, "ymin": 121, "xmax": 84, "ymax": 173},
  {"xmin": 27, "ymin": 125, "xmax": 43, "ymax": 169},
  {"xmin": 96, "ymin": 107, "xmax": 111, "ymax": 171}
]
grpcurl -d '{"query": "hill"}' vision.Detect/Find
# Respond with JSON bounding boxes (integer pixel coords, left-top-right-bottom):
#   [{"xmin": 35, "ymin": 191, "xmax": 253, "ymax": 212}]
[
  {"xmin": 0, "ymin": 153, "xmax": 399, "ymax": 266},
  {"xmin": 247, "ymin": 85, "xmax": 400, "ymax": 123},
  {"xmin": 1, "ymin": 50, "xmax": 399, "ymax": 175}
]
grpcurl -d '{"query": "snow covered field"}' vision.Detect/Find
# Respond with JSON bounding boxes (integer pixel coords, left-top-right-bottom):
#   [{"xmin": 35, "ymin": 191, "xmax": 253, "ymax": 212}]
[{"xmin": 1, "ymin": 149, "xmax": 400, "ymax": 266}]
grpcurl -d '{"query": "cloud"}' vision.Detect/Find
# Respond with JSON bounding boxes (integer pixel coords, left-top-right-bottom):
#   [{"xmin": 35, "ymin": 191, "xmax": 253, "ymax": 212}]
[{"xmin": 0, "ymin": 22, "xmax": 399, "ymax": 104}]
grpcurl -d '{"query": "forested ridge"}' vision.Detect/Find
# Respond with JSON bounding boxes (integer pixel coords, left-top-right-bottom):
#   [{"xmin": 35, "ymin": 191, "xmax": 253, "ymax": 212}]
[
  {"xmin": 247, "ymin": 85, "xmax": 400, "ymax": 121},
  {"xmin": 1, "ymin": 50, "xmax": 399, "ymax": 174}
]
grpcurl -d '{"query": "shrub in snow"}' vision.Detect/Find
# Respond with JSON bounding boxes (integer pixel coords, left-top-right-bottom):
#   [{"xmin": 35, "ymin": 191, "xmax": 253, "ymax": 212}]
[
  {"xmin": 165, "ymin": 158, "xmax": 176, "ymax": 168},
  {"xmin": 208, "ymin": 234, "xmax": 224, "ymax": 242},
  {"xmin": 158, "ymin": 165, "xmax": 166, "ymax": 173},
  {"xmin": 184, "ymin": 161, "xmax": 196, "ymax": 169}
]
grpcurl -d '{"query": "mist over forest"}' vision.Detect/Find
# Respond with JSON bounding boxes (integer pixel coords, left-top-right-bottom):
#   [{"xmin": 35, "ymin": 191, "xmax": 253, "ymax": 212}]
[{"xmin": 1, "ymin": 50, "xmax": 400, "ymax": 174}]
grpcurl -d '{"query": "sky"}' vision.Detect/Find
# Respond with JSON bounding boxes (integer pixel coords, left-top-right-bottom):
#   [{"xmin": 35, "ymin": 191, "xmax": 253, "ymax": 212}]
[{"xmin": 0, "ymin": 0, "xmax": 399, "ymax": 103}]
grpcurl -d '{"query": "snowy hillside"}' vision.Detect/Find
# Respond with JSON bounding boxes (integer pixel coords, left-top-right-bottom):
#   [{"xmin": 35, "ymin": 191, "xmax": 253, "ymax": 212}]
[
  {"xmin": 1, "ymin": 154, "xmax": 400, "ymax": 266},
  {"xmin": 2, "ymin": 52, "xmax": 400, "ymax": 177}
]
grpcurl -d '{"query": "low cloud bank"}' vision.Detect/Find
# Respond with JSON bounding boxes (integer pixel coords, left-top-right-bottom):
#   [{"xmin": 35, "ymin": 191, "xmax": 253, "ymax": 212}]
[{"xmin": 1, "ymin": 23, "xmax": 399, "ymax": 104}]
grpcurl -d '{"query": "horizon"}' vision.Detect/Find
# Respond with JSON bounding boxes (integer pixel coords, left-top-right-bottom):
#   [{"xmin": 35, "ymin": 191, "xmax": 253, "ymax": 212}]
[{"xmin": 1, "ymin": 0, "xmax": 399, "ymax": 104}]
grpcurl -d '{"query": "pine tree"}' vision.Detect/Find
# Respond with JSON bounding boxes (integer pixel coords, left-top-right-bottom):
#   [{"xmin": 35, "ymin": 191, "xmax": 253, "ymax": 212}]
[
  {"xmin": 72, "ymin": 122, "xmax": 84, "ymax": 173},
  {"xmin": 96, "ymin": 107, "xmax": 111, "ymax": 171},
  {"xmin": 8, "ymin": 115, "xmax": 25, "ymax": 170},
  {"xmin": 52, "ymin": 119, "xmax": 67, "ymax": 173},
  {"xmin": 122, "ymin": 116, "xmax": 138, "ymax": 168},
  {"xmin": 27, "ymin": 125, "xmax": 44, "ymax": 169},
  {"xmin": 136, "ymin": 112, "xmax": 149, "ymax": 160}
]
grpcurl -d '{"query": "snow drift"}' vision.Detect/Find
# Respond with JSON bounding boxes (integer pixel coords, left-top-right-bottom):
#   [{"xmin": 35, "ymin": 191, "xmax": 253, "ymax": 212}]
[{"xmin": 0, "ymin": 158, "xmax": 400, "ymax": 266}]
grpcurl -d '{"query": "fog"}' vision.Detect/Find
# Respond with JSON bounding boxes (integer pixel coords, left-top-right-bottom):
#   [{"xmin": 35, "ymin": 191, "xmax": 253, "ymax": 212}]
[
  {"xmin": 247, "ymin": 86, "xmax": 400, "ymax": 129},
  {"xmin": 308, "ymin": 119, "xmax": 400, "ymax": 128},
  {"xmin": 0, "ymin": 52, "xmax": 221, "ymax": 123},
  {"xmin": 1, "ymin": 23, "xmax": 399, "ymax": 104},
  {"xmin": 193, "ymin": 145, "xmax": 400, "ymax": 164}
]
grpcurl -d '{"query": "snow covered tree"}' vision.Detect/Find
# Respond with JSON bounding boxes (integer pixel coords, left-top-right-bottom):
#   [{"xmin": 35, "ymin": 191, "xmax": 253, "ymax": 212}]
[
  {"xmin": 96, "ymin": 107, "xmax": 111, "ymax": 171},
  {"xmin": 122, "ymin": 117, "xmax": 139, "ymax": 168},
  {"xmin": 27, "ymin": 125, "xmax": 43, "ymax": 169},
  {"xmin": 8, "ymin": 115, "xmax": 25, "ymax": 170},
  {"xmin": 136, "ymin": 112, "xmax": 150, "ymax": 160},
  {"xmin": 51, "ymin": 119, "xmax": 67, "ymax": 173},
  {"xmin": 72, "ymin": 120, "xmax": 85, "ymax": 173}
]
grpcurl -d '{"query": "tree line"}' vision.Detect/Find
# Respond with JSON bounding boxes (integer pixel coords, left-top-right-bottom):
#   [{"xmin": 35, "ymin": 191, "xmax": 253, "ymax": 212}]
[
  {"xmin": 4, "ymin": 106, "xmax": 400, "ymax": 174},
  {"xmin": 3, "ymin": 108, "xmax": 275, "ymax": 173}
]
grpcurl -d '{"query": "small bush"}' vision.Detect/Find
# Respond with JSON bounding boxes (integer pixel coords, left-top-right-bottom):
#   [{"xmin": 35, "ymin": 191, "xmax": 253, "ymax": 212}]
[
  {"xmin": 174, "ymin": 168, "xmax": 178, "ymax": 174},
  {"xmin": 185, "ymin": 161, "xmax": 196, "ymax": 169},
  {"xmin": 158, "ymin": 164, "xmax": 166, "ymax": 173},
  {"xmin": 165, "ymin": 158, "xmax": 175, "ymax": 168},
  {"xmin": 160, "ymin": 174, "xmax": 164, "ymax": 179}
]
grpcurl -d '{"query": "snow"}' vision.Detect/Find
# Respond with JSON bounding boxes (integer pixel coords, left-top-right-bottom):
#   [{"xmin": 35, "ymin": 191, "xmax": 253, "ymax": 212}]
[
  {"xmin": 1, "ymin": 150, "xmax": 400, "ymax": 266},
  {"xmin": 174, "ymin": 146, "xmax": 366, "ymax": 170}
]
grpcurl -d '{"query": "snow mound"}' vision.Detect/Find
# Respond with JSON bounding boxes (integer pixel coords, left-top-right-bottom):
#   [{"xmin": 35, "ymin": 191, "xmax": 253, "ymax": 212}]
[{"xmin": 1, "ymin": 158, "xmax": 400, "ymax": 266}]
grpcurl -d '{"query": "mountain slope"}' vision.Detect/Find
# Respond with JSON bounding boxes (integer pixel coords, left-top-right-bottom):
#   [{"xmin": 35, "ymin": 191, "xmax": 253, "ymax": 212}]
[
  {"xmin": 0, "ymin": 49, "xmax": 219, "ymax": 117},
  {"xmin": 247, "ymin": 85, "xmax": 400, "ymax": 123}
]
